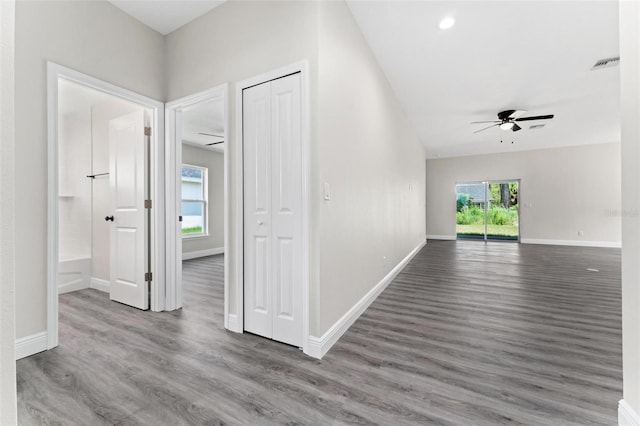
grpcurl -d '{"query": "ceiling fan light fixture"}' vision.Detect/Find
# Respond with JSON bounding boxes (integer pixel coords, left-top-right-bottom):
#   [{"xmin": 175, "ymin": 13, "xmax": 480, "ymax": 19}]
[
  {"xmin": 500, "ymin": 122, "xmax": 514, "ymax": 131},
  {"xmin": 439, "ymin": 17, "xmax": 455, "ymax": 30}
]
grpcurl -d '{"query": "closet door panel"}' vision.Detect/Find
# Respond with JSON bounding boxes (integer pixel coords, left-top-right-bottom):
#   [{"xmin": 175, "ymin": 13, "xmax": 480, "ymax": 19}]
[
  {"xmin": 243, "ymin": 82, "xmax": 273, "ymax": 339},
  {"xmin": 270, "ymin": 74, "xmax": 303, "ymax": 347}
]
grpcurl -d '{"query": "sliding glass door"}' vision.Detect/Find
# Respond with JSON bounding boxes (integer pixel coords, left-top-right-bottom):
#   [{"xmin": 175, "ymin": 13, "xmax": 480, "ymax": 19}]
[
  {"xmin": 455, "ymin": 183, "xmax": 487, "ymax": 240},
  {"xmin": 456, "ymin": 181, "xmax": 519, "ymax": 241}
]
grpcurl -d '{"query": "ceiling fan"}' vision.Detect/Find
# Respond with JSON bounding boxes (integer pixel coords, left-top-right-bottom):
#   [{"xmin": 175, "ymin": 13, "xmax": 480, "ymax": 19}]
[
  {"xmin": 471, "ymin": 110, "xmax": 554, "ymax": 133},
  {"xmin": 198, "ymin": 132, "xmax": 224, "ymax": 146}
]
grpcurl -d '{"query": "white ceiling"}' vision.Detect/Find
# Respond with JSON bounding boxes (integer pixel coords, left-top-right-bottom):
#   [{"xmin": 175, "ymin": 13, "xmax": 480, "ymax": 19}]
[
  {"xmin": 346, "ymin": 1, "xmax": 620, "ymax": 158},
  {"xmin": 182, "ymin": 98, "xmax": 225, "ymax": 152},
  {"xmin": 108, "ymin": 0, "xmax": 225, "ymax": 35},
  {"xmin": 106, "ymin": 1, "xmax": 620, "ymax": 159}
]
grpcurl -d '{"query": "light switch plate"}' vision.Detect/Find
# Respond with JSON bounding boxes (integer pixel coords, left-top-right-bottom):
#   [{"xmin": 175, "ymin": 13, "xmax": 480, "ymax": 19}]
[{"xmin": 323, "ymin": 182, "xmax": 331, "ymax": 200}]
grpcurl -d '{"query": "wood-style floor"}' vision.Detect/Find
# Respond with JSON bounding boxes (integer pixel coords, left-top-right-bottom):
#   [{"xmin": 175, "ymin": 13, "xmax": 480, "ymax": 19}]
[{"xmin": 17, "ymin": 241, "xmax": 622, "ymax": 425}]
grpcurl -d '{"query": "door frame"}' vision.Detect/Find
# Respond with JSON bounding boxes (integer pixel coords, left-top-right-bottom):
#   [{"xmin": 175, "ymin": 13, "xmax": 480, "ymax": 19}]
[
  {"xmin": 164, "ymin": 83, "xmax": 229, "ymax": 313},
  {"xmin": 455, "ymin": 179, "xmax": 521, "ymax": 242},
  {"xmin": 235, "ymin": 61, "xmax": 311, "ymax": 352},
  {"xmin": 46, "ymin": 62, "xmax": 165, "ymax": 350}
]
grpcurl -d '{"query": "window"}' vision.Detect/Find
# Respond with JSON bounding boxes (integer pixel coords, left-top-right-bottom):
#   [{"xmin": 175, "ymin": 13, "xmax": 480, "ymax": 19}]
[{"xmin": 181, "ymin": 164, "xmax": 207, "ymax": 237}]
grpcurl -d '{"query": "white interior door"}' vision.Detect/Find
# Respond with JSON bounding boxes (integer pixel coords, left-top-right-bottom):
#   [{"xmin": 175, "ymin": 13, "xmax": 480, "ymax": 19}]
[
  {"xmin": 108, "ymin": 109, "xmax": 150, "ymax": 310},
  {"xmin": 175, "ymin": 110, "xmax": 183, "ymax": 308},
  {"xmin": 243, "ymin": 73, "xmax": 303, "ymax": 347}
]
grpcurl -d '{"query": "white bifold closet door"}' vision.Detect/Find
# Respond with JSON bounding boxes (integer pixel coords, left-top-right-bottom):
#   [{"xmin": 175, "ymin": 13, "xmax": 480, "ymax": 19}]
[{"xmin": 243, "ymin": 73, "xmax": 303, "ymax": 347}]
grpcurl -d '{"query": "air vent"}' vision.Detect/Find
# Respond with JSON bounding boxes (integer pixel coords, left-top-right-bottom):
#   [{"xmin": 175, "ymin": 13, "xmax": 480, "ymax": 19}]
[
  {"xmin": 591, "ymin": 56, "xmax": 620, "ymax": 70},
  {"xmin": 529, "ymin": 124, "xmax": 545, "ymax": 130}
]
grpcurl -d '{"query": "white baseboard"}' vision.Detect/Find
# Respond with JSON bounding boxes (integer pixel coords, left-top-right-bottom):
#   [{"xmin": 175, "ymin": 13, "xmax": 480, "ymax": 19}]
[
  {"xmin": 58, "ymin": 278, "xmax": 89, "ymax": 294},
  {"xmin": 521, "ymin": 238, "xmax": 621, "ymax": 248},
  {"xmin": 226, "ymin": 314, "xmax": 241, "ymax": 333},
  {"xmin": 620, "ymin": 400, "xmax": 640, "ymax": 426},
  {"xmin": 426, "ymin": 234, "xmax": 456, "ymax": 241},
  {"xmin": 90, "ymin": 277, "xmax": 110, "ymax": 293},
  {"xmin": 15, "ymin": 331, "xmax": 48, "ymax": 360},
  {"xmin": 183, "ymin": 247, "xmax": 224, "ymax": 260},
  {"xmin": 305, "ymin": 240, "xmax": 426, "ymax": 359}
]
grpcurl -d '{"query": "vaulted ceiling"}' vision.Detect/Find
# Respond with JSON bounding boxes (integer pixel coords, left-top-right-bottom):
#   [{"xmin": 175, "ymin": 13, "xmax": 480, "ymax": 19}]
[
  {"xmin": 107, "ymin": 1, "xmax": 620, "ymax": 159},
  {"xmin": 346, "ymin": 1, "xmax": 620, "ymax": 158}
]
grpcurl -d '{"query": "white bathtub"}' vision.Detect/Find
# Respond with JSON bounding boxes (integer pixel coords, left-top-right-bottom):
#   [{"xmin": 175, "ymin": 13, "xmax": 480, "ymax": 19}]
[{"xmin": 58, "ymin": 256, "xmax": 91, "ymax": 294}]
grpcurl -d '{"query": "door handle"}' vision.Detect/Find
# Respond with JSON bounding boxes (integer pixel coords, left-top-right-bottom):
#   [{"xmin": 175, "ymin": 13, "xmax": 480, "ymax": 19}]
[
  {"xmin": 257, "ymin": 220, "xmax": 264, "ymax": 226},
  {"xmin": 105, "ymin": 216, "xmax": 114, "ymax": 222}
]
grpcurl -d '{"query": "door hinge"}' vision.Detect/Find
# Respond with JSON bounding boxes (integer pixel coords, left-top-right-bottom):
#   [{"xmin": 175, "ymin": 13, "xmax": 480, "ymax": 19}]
[
  {"xmin": 145, "ymin": 272, "xmax": 152, "ymax": 282},
  {"xmin": 145, "ymin": 199, "xmax": 152, "ymax": 209},
  {"xmin": 144, "ymin": 126, "xmax": 151, "ymax": 136}
]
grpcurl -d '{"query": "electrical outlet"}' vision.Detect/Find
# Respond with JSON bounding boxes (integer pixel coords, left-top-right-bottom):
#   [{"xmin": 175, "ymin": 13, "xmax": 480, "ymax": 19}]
[
  {"xmin": 383, "ymin": 256, "xmax": 388, "ymax": 267},
  {"xmin": 578, "ymin": 230, "xmax": 584, "ymax": 237}
]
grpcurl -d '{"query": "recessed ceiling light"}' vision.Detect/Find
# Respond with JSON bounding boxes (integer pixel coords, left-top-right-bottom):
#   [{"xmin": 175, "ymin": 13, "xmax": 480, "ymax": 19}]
[{"xmin": 439, "ymin": 17, "xmax": 455, "ymax": 30}]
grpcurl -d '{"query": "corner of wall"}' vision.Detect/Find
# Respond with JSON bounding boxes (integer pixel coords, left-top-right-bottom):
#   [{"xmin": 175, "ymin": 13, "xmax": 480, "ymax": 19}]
[
  {"xmin": 620, "ymin": 0, "xmax": 640, "ymax": 419},
  {"xmin": 0, "ymin": 0, "xmax": 17, "ymax": 422},
  {"xmin": 314, "ymin": 0, "xmax": 426, "ymax": 339}
]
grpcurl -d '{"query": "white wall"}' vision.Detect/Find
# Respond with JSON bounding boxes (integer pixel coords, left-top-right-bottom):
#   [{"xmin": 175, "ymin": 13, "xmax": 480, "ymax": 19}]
[
  {"xmin": 14, "ymin": 0, "xmax": 424, "ymax": 349},
  {"xmin": 0, "ymin": 0, "xmax": 17, "ymax": 422},
  {"xmin": 91, "ymin": 98, "xmax": 146, "ymax": 281},
  {"xmin": 182, "ymin": 145, "xmax": 224, "ymax": 255},
  {"xmin": 14, "ymin": 0, "xmax": 164, "ymax": 339},
  {"xmin": 166, "ymin": 1, "xmax": 426, "ymax": 337},
  {"xmin": 58, "ymin": 110, "xmax": 92, "ymax": 260},
  {"xmin": 426, "ymin": 143, "xmax": 621, "ymax": 246},
  {"xmin": 620, "ymin": 1, "xmax": 640, "ymax": 421},
  {"xmin": 315, "ymin": 1, "xmax": 426, "ymax": 334},
  {"xmin": 165, "ymin": 0, "xmax": 320, "ymax": 327}
]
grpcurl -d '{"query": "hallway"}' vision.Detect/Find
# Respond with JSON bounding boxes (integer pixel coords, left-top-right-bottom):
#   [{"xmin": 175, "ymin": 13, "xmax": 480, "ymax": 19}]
[{"xmin": 17, "ymin": 243, "xmax": 622, "ymax": 425}]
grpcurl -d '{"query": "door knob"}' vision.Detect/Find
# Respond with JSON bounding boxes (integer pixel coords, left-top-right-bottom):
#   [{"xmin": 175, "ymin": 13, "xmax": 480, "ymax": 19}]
[{"xmin": 105, "ymin": 216, "xmax": 114, "ymax": 222}]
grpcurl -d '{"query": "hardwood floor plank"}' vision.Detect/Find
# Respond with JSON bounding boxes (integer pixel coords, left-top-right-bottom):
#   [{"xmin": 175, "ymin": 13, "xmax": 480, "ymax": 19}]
[{"xmin": 17, "ymin": 243, "xmax": 622, "ymax": 425}]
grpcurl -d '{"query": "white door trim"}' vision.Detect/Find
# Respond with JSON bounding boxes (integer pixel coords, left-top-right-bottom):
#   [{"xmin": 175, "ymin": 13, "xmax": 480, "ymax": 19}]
[
  {"xmin": 46, "ymin": 62, "xmax": 165, "ymax": 350},
  {"xmin": 235, "ymin": 61, "xmax": 311, "ymax": 352},
  {"xmin": 164, "ymin": 83, "xmax": 229, "ymax": 315}
]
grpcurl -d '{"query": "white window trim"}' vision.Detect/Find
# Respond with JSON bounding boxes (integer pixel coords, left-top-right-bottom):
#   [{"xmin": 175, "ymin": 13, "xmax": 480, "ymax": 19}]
[{"xmin": 181, "ymin": 163, "xmax": 208, "ymax": 238}]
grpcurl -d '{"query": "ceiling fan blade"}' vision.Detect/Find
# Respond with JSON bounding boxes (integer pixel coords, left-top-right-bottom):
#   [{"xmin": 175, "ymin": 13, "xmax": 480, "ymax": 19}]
[
  {"xmin": 512, "ymin": 123, "xmax": 522, "ymax": 132},
  {"xmin": 473, "ymin": 123, "xmax": 500, "ymax": 133},
  {"xmin": 515, "ymin": 114, "xmax": 554, "ymax": 122},
  {"xmin": 471, "ymin": 120, "xmax": 501, "ymax": 124},
  {"xmin": 509, "ymin": 110, "xmax": 527, "ymax": 119},
  {"xmin": 198, "ymin": 132, "xmax": 225, "ymax": 138},
  {"xmin": 206, "ymin": 141, "xmax": 224, "ymax": 146}
]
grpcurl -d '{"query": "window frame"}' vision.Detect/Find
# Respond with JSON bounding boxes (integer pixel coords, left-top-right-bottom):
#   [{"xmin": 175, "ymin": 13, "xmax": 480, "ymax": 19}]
[{"xmin": 181, "ymin": 163, "xmax": 208, "ymax": 239}]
